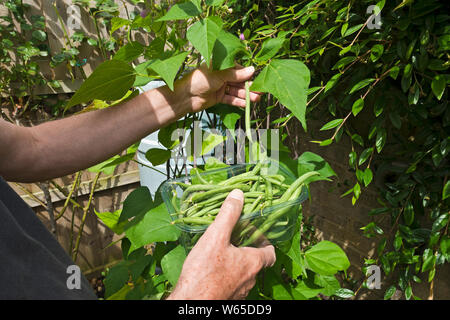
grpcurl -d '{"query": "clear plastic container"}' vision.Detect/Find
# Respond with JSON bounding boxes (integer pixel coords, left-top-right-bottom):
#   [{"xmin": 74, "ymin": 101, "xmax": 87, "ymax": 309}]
[{"xmin": 160, "ymin": 161, "xmax": 309, "ymax": 250}]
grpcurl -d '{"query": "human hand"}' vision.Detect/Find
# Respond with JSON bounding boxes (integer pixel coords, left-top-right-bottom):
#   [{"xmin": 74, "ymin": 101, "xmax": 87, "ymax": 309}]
[
  {"xmin": 176, "ymin": 65, "xmax": 262, "ymax": 113},
  {"xmin": 167, "ymin": 189, "xmax": 276, "ymax": 300}
]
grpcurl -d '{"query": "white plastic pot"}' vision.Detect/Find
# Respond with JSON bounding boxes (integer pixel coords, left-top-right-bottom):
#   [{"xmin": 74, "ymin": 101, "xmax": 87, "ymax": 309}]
[{"xmin": 136, "ymin": 81, "xmax": 213, "ymax": 196}]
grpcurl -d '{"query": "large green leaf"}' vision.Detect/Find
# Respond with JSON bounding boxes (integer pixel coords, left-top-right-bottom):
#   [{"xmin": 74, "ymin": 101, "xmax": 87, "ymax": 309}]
[
  {"xmin": 161, "ymin": 245, "xmax": 187, "ymax": 286},
  {"xmin": 201, "ymin": 157, "xmax": 229, "ymax": 183},
  {"xmin": 104, "ymin": 261, "xmax": 130, "ymax": 298},
  {"xmin": 304, "ymin": 241, "xmax": 350, "ymax": 275},
  {"xmin": 188, "ymin": 130, "xmax": 226, "ymax": 160},
  {"xmin": 157, "ymin": 0, "xmax": 202, "ymax": 21},
  {"xmin": 314, "ymin": 274, "xmax": 341, "ymax": 297},
  {"xmin": 95, "ymin": 209, "xmax": 127, "ymax": 234},
  {"xmin": 222, "ymin": 112, "xmax": 241, "ymax": 131},
  {"xmin": 297, "ymin": 152, "xmax": 336, "ymax": 183},
  {"xmin": 125, "ymin": 203, "xmax": 181, "ymax": 249},
  {"xmin": 187, "ymin": 16, "xmax": 223, "ymax": 67},
  {"xmin": 254, "ymin": 34, "xmax": 286, "ymax": 62},
  {"xmin": 149, "ymin": 52, "xmax": 189, "ymax": 90},
  {"xmin": 145, "ymin": 148, "xmax": 172, "ymax": 166},
  {"xmin": 212, "ymin": 30, "xmax": 246, "ymax": 70},
  {"xmin": 294, "ymin": 279, "xmax": 323, "ymax": 299},
  {"xmin": 251, "ymin": 59, "xmax": 310, "ymax": 130},
  {"xmin": 119, "ymin": 187, "xmax": 154, "ymax": 223},
  {"xmin": 133, "ymin": 60, "xmax": 156, "ymax": 87},
  {"xmin": 66, "ymin": 60, "xmax": 135, "ymax": 109},
  {"xmin": 113, "ymin": 41, "xmax": 145, "ymax": 62},
  {"xmin": 264, "ymin": 268, "xmax": 307, "ymax": 300},
  {"xmin": 110, "ymin": 17, "xmax": 131, "ymax": 33}
]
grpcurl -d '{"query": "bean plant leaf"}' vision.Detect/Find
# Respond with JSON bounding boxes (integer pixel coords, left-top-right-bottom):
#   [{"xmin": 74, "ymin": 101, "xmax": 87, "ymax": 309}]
[
  {"xmin": 304, "ymin": 241, "xmax": 350, "ymax": 275},
  {"xmin": 187, "ymin": 16, "xmax": 223, "ymax": 67},
  {"xmin": 125, "ymin": 203, "xmax": 181, "ymax": 249},
  {"xmin": 111, "ymin": 17, "xmax": 131, "ymax": 33},
  {"xmin": 199, "ymin": 157, "xmax": 229, "ymax": 183},
  {"xmin": 133, "ymin": 60, "xmax": 156, "ymax": 87},
  {"xmin": 157, "ymin": 0, "xmax": 202, "ymax": 21},
  {"xmin": 212, "ymin": 30, "xmax": 246, "ymax": 70},
  {"xmin": 206, "ymin": 0, "xmax": 225, "ymax": 6},
  {"xmin": 95, "ymin": 209, "xmax": 127, "ymax": 234},
  {"xmin": 161, "ymin": 245, "xmax": 187, "ymax": 286},
  {"xmin": 119, "ymin": 187, "xmax": 154, "ymax": 223},
  {"xmin": 314, "ymin": 274, "xmax": 340, "ymax": 297},
  {"xmin": 222, "ymin": 112, "xmax": 241, "ymax": 132},
  {"xmin": 254, "ymin": 34, "xmax": 286, "ymax": 62},
  {"xmin": 297, "ymin": 152, "xmax": 336, "ymax": 183},
  {"xmin": 66, "ymin": 60, "xmax": 136, "ymax": 110},
  {"xmin": 145, "ymin": 148, "xmax": 172, "ymax": 166},
  {"xmin": 203, "ymin": 132, "xmax": 226, "ymax": 155},
  {"xmin": 149, "ymin": 52, "xmax": 189, "ymax": 90},
  {"xmin": 251, "ymin": 59, "xmax": 310, "ymax": 130},
  {"xmin": 104, "ymin": 261, "xmax": 130, "ymax": 298},
  {"xmin": 113, "ymin": 41, "xmax": 145, "ymax": 62},
  {"xmin": 294, "ymin": 279, "xmax": 322, "ymax": 299}
]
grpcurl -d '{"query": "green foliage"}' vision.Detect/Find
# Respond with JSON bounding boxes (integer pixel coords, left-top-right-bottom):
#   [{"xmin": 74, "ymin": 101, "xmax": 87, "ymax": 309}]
[
  {"xmin": 60, "ymin": 0, "xmax": 448, "ymax": 301},
  {"xmin": 251, "ymin": 59, "xmax": 310, "ymax": 130},
  {"xmin": 0, "ymin": 0, "xmax": 49, "ymax": 98},
  {"xmin": 66, "ymin": 60, "xmax": 136, "ymax": 109}
]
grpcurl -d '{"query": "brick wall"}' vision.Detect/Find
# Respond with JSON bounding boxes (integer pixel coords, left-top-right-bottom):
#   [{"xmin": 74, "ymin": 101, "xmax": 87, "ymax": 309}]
[{"xmin": 285, "ymin": 117, "xmax": 449, "ymax": 299}]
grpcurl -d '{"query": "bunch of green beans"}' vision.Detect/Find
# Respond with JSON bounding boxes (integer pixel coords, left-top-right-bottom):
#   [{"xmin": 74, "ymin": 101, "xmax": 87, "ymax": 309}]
[{"xmin": 169, "ymin": 163, "xmax": 320, "ymax": 246}]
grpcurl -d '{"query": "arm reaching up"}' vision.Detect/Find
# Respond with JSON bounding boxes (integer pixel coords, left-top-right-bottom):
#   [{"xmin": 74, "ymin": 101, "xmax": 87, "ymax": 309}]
[{"xmin": 0, "ymin": 65, "xmax": 261, "ymax": 183}]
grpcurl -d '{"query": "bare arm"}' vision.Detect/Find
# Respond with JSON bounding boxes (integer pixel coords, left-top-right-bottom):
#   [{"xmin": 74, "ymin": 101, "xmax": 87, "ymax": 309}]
[{"xmin": 0, "ymin": 66, "xmax": 260, "ymax": 182}]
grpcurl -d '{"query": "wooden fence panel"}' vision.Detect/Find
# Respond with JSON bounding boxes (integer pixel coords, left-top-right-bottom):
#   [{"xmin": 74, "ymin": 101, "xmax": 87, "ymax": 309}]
[{"xmin": 1, "ymin": 0, "xmax": 148, "ymax": 95}]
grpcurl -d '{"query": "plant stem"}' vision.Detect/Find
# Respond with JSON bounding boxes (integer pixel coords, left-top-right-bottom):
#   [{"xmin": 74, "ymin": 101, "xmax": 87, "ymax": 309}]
[
  {"xmin": 72, "ymin": 172, "xmax": 101, "ymax": 262},
  {"xmin": 245, "ymin": 81, "xmax": 253, "ymax": 143}
]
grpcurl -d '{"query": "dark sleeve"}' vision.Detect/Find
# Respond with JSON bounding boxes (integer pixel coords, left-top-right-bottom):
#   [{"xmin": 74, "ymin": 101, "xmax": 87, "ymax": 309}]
[{"xmin": 0, "ymin": 177, "xmax": 97, "ymax": 300}]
